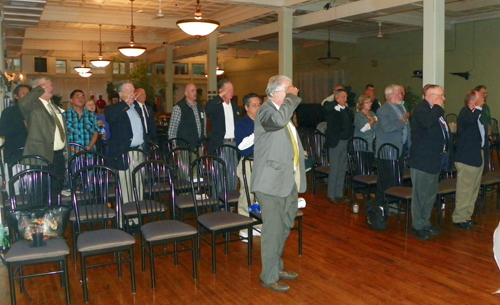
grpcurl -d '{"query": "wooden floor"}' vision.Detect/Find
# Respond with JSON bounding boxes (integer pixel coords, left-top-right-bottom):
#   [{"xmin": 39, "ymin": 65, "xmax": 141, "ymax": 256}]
[{"xmin": 2, "ymin": 181, "xmax": 500, "ymax": 305}]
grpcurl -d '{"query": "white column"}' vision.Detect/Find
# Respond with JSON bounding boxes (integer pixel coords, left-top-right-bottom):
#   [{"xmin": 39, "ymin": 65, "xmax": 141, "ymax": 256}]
[
  {"xmin": 278, "ymin": 8, "xmax": 294, "ymax": 79},
  {"xmin": 207, "ymin": 31, "xmax": 218, "ymax": 101},
  {"xmin": 165, "ymin": 44, "xmax": 174, "ymax": 112},
  {"xmin": 422, "ymin": 0, "xmax": 445, "ymax": 86}
]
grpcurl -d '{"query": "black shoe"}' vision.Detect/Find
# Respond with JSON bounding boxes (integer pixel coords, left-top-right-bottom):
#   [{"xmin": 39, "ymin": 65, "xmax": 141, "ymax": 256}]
[
  {"xmin": 453, "ymin": 222, "xmax": 471, "ymax": 230},
  {"xmin": 412, "ymin": 229, "xmax": 430, "ymax": 240},
  {"xmin": 465, "ymin": 220, "xmax": 478, "ymax": 227},
  {"xmin": 423, "ymin": 227, "xmax": 441, "ymax": 236}
]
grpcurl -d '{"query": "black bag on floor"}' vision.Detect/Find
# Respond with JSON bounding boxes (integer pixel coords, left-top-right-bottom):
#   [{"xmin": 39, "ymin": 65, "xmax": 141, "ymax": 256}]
[{"xmin": 365, "ymin": 200, "xmax": 388, "ymax": 231}]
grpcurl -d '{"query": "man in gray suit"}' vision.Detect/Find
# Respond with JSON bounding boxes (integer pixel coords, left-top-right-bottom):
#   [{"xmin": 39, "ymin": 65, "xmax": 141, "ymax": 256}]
[
  {"xmin": 251, "ymin": 75, "xmax": 306, "ymax": 293},
  {"xmin": 18, "ymin": 76, "xmax": 68, "ymax": 200},
  {"xmin": 375, "ymin": 84, "xmax": 411, "ymax": 202}
]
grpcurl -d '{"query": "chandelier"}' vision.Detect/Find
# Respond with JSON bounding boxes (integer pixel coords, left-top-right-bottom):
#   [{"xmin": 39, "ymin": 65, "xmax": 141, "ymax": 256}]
[
  {"xmin": 79, "ymin": 72, "xmax": 93, "ymax": 78},
  {"xmin": 118, "ymin": 0, "xmax": 146, "ymax": 57},
  {"xmin": 74, "ymin": 41, "xmax": 92, "ymax": 74},
  {"xmin": 90, "ymin": 25, "xmax": 111, "ymax": 67},
  {"xmin": 318, "ymin": 28, "xmax": 340, "ymax": 66},
  {"xmin": 176, "ymin": 0, "xmax": 219, "ymax": 38}
]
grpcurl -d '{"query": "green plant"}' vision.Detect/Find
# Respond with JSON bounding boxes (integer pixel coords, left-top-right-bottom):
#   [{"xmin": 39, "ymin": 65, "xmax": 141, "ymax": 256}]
[
  {"xmin": 127, "ymin": 61, "xmax": 161, "ymax": 106},
  {"xmin": 404, "ymin": 86, "xmax": 421, "ymax": 113}
]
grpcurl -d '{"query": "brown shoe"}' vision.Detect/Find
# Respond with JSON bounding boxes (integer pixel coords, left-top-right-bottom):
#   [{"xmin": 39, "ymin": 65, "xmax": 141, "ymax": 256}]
[
  {"xmin": 279, "ymin": 270, "xmax": 298, "ymax": 280},
  {"xmin": 260, "ymin": 280, "xmax": 290, "ymax": 293},
  {"xmin": 328, "ymin": 198, "xmax": 338, "ymax": 205}
]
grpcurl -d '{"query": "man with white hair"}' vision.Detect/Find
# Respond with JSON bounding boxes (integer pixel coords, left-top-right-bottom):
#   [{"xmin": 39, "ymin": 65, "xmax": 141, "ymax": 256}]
[{"xmin": 252, "ymin": 75, "xmax": 306, "ymax": 293}]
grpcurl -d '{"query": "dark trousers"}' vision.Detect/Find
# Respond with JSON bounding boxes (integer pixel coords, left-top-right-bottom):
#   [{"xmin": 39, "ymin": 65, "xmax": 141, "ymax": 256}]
[{"xmin": 51, "ymin": 149, "xmax": 66, "ymax": 204}]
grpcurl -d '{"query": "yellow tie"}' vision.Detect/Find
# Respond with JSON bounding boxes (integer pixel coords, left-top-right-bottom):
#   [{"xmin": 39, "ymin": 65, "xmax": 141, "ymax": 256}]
[{"xmin": 286, "ymin": 124, "xmax": 299, "ymax": 169}]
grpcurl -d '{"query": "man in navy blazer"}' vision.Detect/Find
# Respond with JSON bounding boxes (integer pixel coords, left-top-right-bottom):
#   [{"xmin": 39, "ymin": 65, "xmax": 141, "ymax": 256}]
[
  {"xmin": 205, "ymin": 78, "xmax": 241, "ymax": 154},
  {"xmin": 105, "ymin": 81, "xmax": 146, "ymax": 170},
  {"xmin": 410, "ymin": 84, "xmax": 448, "ymax": 240},
  {"xmin": 452, "ymin": 89, "xmax": 486, "ymax": 230}
]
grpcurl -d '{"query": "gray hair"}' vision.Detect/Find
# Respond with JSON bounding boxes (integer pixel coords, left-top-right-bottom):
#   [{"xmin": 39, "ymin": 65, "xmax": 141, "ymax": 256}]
[
  {"xmin": 117, "ymin": 81, "xmax": 133, "ymax": 93},
  {"xmin": 31, "ymin": 76, "xmax": 51, "ymax": 87},
  {"xmin": 384, "ymin": 84, "xmax": 400, "ymax": 98},
  {"xmin": 266, "ymin": 75, "xmax": 291, "ymax": 98}
]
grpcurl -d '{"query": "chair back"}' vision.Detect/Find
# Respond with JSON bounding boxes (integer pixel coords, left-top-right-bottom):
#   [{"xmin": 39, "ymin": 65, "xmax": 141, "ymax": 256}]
[
  {"xmin": 9, "ymin": 168, "xmax": 62, "ymax": 211},
  {"xmin": 69, "ymin": 142, "xmax": 86, "ymax": 153},
  {"xmin": 115, "ymin": 148, "xmax": 149, "ymax": 203},
  {"xmin": 351, "ymin": 137, "xmax": 375, "ymax": 176},
  {"xmin": 311, "ymin": 131, "xmax": 328, "ymax": 167},
  {"xmin": 190, "ymin": 155, "xmax": 228, "ymax": 217},
  {"xmin": 150, "ymin": 132, "xmax": 169, "ymax": 160},
  {"xmin": 492, "ymin": 118, "xmax": 499, "ymax": 143},
  {"xmin": 166, "ymin": 147, "xmax": 199, "ymax": 195},
  {"xmin": 132, "ymin": 160, "xmax": 172, "ymax": 223},
  {"xmin": 6, "ymin": 146, "xmax": 24, "ymax": 165},
  {"xmin": 8, "ymin": 154, "xmax": 51, "ymax": 183},
  {"xmin": 242, "ymin": 153, "xmax": 255, "ymax": 210},
  {"xmin": 446, "ymin": 113, "xmax": 457, "ymax": 124},
  {"xmin": 214, "ymin": 144, "xmax": 240, "ymax": 191},
  {"xmin": 196, "ymin": 136, "xmax": 209, "ymax": 156},
  {"xmin": 168, "ymin": 138, "xmax": 191, "ymax": 151},
  {"xmin": 71, "ymin": 165, "xmax": 121, "ymax": 234},
  {"xmin": 376, "ymin": 143, "xmax": 403, "ymax": 188}
]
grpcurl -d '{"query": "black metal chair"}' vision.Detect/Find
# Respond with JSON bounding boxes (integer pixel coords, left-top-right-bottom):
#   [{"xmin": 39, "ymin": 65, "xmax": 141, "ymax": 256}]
[
  {"xmin": 350, "ymin": 137, "xmax": 377, "ymax": 203},
  {"xmin": 310, "ymin": 131, "xmax": 329, "ymax": 194},
  {"xmin": 132, "ymin": 160, "xmax": 197, "ymax": 289},
  {"xmin": 71, "ymin": 165, "xmax": 136, "ymax": 303},
  {"xmin": 190, "ymin": 155, "xmax": 253, "ymax": 275},
  {"xmin": 5, "ymin": 168, "xmax": 70, "ymax": 305},
  {"xmin": 241, "ymin": 153, "xmax": 305, "ymax": 256},
  {"xmin": 166, "ymin": 147, "xmax": 199, "ymax": 221},
  {"xmin": 214, "ymin": 144, "xmax": 241, "ymax": 211},
  {"xmin": 376, "ymin": 143, "xmax": 412, "ymax": 233}
]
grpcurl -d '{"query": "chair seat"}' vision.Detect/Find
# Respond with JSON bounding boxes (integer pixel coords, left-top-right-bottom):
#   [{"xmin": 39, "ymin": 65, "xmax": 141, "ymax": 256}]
[
  {"xmin": 438, "ymin": 178, "xmax": 457, "ymax": 195},
  {"xmin": 353, "ymin": 174, "xmax": 377, "ymax": 184},
  {"xmin": 219, "ymin": 190, "xmax": 239, "ymax": 203},
  {"xmin": 251, "ymin": 209, "xmax": 303, "ymax": 221},
  {"xmin": 315, "ymin": 166, "xmax": 330, "ymax": 174},
  {"xmin": 403, "ymin": 168, "xmax": 411, "ymax": 180},
  {"xmin": 77, "ymin": 228, "xmax": 135, "ymax": 252},
  {"xmin": 5, "ymin": 239, "xmax": 69, "ymax": 263},
  {"xmin": 175, "ymin": 194, "xmax": 195, "ymax": 209},
  {"xmin": 70, "ymin": 205, "xmax": 115, "ymax": 221},
  {"xmin": 122, "ymin": 200, "xmax": 166, "ymax": 216},
  {"xmin": 141, "ymin": 220, "xmax": 197, "ymax": 242},
  {"xmin": 150, "ymin": 182, "xmax": 171, "ymax": 193},
  {"xmin": 481, "ymin": 174, "xmax": 500, "ymax": 185},
  {"xmin": 386, "ymin": 186, "xmax": 412, "ymax": 199},
  {"xmin": 198, "ymin": 212, "xmax": 253, "ymax": 231}
]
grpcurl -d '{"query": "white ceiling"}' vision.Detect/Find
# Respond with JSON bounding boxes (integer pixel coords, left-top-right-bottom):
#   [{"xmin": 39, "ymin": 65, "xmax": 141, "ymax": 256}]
[{"xmin": 3, "ymin": 0, "xmax": 500, "ymax": 62}]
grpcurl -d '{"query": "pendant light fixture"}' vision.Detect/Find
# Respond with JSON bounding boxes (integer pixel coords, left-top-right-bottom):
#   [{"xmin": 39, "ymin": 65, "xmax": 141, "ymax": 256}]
[
  {"xmin": 318, "ymin": 27, "xmax": 340, "ymax": 66},
  {"xmin": 79, "ymin": 71, "xmax": 93, "ymax": 78},
  {"xmin": 119, "ymin": 0, "xmax": 146, "ymax": 57},
  {"xmin": 90, "ymin": 24, "xmax": 111, "ymax": 67},
  {"xmin": 176, "ymin": 0, "xmax": 220, "ymax": 38},
  {"xmin": 74, "ymin": 41, "xmax": 92, "ymax": 73}
]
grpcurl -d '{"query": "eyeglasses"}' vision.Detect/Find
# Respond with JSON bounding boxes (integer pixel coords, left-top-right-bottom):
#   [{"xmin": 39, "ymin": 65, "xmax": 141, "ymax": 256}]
[{"xmin": 364, "ymin": 101, "xmax": 373, "ymax": 104}]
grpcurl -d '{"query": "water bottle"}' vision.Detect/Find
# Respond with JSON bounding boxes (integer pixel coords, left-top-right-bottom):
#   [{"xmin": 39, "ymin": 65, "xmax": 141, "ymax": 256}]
[
  {"xmin": 248, "ymin": 204, "xmax": 261, "ymax": 213},
  {"xmin": 0, "ymin": 226, "xmax": 4, "ymax": 249},
  {"xmin": 99, "ymin": 127, "xmax": 106, "ymax": 140}
]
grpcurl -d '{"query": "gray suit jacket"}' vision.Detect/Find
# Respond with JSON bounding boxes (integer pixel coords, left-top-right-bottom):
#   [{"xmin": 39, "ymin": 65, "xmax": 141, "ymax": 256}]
[
  {"xmin": 375, "ymin": 101, "xmax": 411, "ymax": 157},
  {"xmin": 18, "ymin": 87, "xmax": 69, "ymax": 163},
  {"xmin": 251, "ymin": 94, "xmax": 306, "ymax": 197}
]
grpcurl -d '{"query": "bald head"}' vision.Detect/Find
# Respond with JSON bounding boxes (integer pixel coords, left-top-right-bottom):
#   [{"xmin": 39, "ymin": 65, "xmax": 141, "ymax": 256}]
[{"xmin": 184, "ymin": 83, "xmax": 197, "ymax": 104}]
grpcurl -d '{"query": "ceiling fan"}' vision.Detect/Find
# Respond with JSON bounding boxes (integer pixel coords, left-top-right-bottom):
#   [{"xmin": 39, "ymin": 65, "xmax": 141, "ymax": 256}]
[{"xmin": 153, "ymin": 0, "xmax": 164, "ymax": 19}]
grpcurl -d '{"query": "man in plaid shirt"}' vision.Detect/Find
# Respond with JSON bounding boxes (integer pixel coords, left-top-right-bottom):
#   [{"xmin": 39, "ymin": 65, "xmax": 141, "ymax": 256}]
[{"xmin": 63, "ymin": 89, "xmax": 100, "ymax": 154}]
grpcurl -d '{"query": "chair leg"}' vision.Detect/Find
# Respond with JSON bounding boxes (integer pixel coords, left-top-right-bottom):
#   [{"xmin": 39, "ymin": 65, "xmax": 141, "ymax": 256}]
[
  {"xmin": 129, "ymin": 247, "xmax": 136, "ymax": 294},
  {"xmin": 211, "ymin": 232, "xmax": 217, "ymax": 275},
  {"xmin": 8, "ymin": 265, "xmax": 17, "ymax": 305},
  {"xmin": 496, "ymin": 183, "xmax": 500, "ymax": 211},
  {"xmin": 192, "ymin": 236, "xmax": 198, "ymax": 280},
  {"xmin": 148, "ymin": 242, "xmax": 156, "ymax": 289},
  {"xmin": 81, "ymin": 254, "xmax": 89, "ymax": 303},
  {"xmin": 297, "ymin": 217, "xmax": 303, "ymax": 256},
  {"xmin": 117, "ymin": 250, "xmax": 123, "ymax": 278},
  {"xmin": 63, "ymin": 257, "xmax": 71, "ymax": 305},
  {"xmin": 141, "ymin": 238, "xmax": 146, "ymax": 272},
  {"xmin": 312, "ymin": 172, "xmax": 316, "ymax": 194},
  {"xmin": 174, "ymin": 241, "xmax": 179, "ymax": 265},
  {"xmin": 247, "ymin": 225, "xmax": 253, "ymax": 267},
  {"xmin": 405, "ymin": 199, "xmax": 410, "ymax": 233}
]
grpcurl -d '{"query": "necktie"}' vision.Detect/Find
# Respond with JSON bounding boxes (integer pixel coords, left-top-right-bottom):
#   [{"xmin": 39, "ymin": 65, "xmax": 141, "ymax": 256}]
[
  {"xmin": 48, "ymin": 102, "xmax": 65, "ymax": 142},
  {"xmin": 142, "ymin": 104, "xmax": 149, "ymax": 133},
  {"xmin": 286, "ymin": 124, "xmax": 299, "ymax": 169},
  {"xmin": 438, "ymin": 117, "xmax": 449, "ymax": 152}
]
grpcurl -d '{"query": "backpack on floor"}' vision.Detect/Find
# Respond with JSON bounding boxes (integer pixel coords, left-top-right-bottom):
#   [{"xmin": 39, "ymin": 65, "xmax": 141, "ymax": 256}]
[{"xmin": 365, "ymin": 200, "xmax": 389, "ymax": 231}]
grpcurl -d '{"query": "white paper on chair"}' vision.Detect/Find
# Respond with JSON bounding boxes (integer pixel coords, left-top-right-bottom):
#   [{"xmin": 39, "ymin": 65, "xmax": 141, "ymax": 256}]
[
  {"xmin": 196, "ymin": 193, "xmax": 209, "ymax": 200},
  {"xmin": 298, "ymin": 197, "xmax": 306, "ymax": 209},
  {"xmin": 192, "ymin": 177, "xmax": 204, "ymax": 183}
]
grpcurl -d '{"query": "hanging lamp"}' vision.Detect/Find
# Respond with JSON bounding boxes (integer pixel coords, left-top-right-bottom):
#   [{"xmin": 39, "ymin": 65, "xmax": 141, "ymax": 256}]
[
  {"xmin": 318, "ymin": 27, "xmax": 340, "ymax": 66},
  {"xmin": 90, "ymin": 25, "xmax": 111, "ymax": 67},
  {"xmin": 176, "ymin": 0, "xmax": 219, "ymax": 38},
  {"xmin": 74, "ymin": 41, "xmax": 92, "ymax": 73},
  {"xmin": 118, "ymin": 0, "xmax": 146, "ymax": 57},
  {"xmin": 79, "ymin": 71, "xmax": 93, "ymax": 78}
]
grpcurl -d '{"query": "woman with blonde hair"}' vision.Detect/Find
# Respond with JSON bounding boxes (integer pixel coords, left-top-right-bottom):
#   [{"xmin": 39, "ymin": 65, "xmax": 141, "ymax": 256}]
[{"xmin": 354, "ymin": 94, "xmax": 377, "ymax": 151}]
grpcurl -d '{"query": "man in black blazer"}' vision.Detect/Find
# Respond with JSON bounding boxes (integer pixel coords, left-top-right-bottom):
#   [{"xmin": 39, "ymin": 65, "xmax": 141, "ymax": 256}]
[
  {"xmin": 409, "ymin": 84, "xmax": 447, "ymax": 240},
  {"xmin": 105, "ymin": 81, "xmax": 146, "ymax": 170},
  {"xmin": 135, "ymin": 87, "xmax": 157, "ymax": 151},
  {"xmin": 452, "ymin": 89, "xmax": 486, "ymax": 230},
  {"xmin": 205, "ymin": 78, "xmax": 241, "ymax": 154}
]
